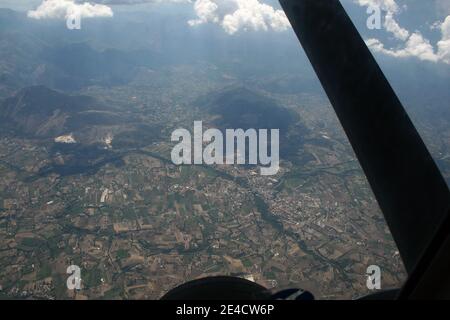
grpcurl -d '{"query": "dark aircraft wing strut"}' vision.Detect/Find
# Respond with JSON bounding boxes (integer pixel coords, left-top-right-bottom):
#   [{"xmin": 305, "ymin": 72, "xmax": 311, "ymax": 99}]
[{"xmin": 279, "ymin": 0, "xmax": 450, "ymax": 298}]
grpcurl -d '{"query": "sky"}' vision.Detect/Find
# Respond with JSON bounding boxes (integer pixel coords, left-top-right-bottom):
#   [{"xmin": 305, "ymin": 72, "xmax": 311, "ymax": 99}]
[{"xmin": 1, "ymin": 0, "xmax": 450, "ymax": 65}]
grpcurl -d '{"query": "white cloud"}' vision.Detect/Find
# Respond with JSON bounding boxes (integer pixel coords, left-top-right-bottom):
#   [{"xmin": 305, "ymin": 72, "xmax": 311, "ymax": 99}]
[
  {"xmin": 437, "ymin": 16, "xmax": 450, "ymax": 64},
  {"xmin": 27, "ymin": 0, "xmax": 289, "ymax": 35},
  {"xmin": 355, "ymin": 0, "xmax": 450, "ymax": 65},
  {"xmin": 188, "ymin": 0, "xmax": 220, "ymax": 26},
  {"xmin": 27, "ymin": 0, "xmax": 113, "ymax": 20},
  {"xmin": 188, "ymin": 0, "xmax": 290, "ymax": 35},
  {"xmin": 366, "ymin": 33, "xmax": 439, "ymax": 62},
  {"xmin": 384, "ymin": 11, "xmax": 409, "ymax": 40}
]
